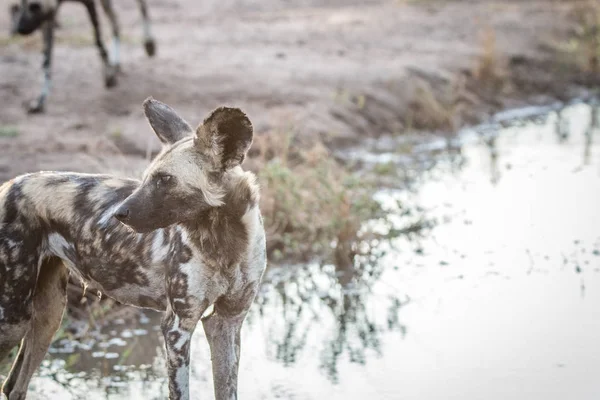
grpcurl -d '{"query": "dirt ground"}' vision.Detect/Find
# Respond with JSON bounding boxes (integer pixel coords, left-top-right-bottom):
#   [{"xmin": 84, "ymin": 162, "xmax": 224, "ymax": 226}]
[{"xmin": 0, "ymin": 0, "xmax": 591, "ymax": 181}]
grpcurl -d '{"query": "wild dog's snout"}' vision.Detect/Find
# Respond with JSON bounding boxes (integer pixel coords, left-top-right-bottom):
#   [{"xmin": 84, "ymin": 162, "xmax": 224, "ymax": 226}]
[{"xmin": 113, "ymin": 206, "xmax": 130, "ymax": 222}]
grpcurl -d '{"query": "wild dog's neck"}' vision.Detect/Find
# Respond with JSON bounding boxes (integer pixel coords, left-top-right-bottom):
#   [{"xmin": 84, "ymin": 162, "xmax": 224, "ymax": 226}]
[{"xmin": 184, "ymin": 169, "xmax": 259, "ymax": 269}]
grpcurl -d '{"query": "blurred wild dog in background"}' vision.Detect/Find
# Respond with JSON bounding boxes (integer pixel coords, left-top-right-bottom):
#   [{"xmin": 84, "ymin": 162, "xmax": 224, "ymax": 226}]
[{"xmin": 9, "ymin": 0, "xmax": 156, "ymax": 113}]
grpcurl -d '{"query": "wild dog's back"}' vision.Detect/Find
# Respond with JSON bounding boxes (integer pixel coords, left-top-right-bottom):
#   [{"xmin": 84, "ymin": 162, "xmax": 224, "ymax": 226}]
[
  {"xmin": 0, "ymin": 171, "xmax": 136, "ymax": 227},
  {"xmin": 0, "ymin": 172, "xmax": 170, "ymax": 309}
]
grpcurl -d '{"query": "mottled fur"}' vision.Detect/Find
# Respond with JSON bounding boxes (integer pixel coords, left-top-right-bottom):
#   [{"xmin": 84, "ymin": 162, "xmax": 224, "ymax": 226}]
[
  {"xmin": 9, "ymin": 0, "xmax": 156, "ymax": 113},
  {"xmin": 0, "ymin": 98, "xmax": 267, "ymax": 400}
]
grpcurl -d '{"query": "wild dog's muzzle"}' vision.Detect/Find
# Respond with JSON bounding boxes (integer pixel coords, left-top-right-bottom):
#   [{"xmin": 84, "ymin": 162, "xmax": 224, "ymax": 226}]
[{"xmin": 113, "ymin": 194, "xmax": 158, "ymax": 234}]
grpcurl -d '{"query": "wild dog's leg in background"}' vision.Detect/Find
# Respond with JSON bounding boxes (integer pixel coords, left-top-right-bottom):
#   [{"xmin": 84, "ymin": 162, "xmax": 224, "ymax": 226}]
[
  {"xmin": 161, "ymin": 304, "xmax": 207, "ymax": 400},
  {"xmin": 136, "ymin": 0, "xmax": 156, "ymax": 57},
  {"xmin": 25, "ymin": 18, "xmax": 54, "ymax": 114},
  {"xmin": 99, "ymin": 0, "xmax": 121, "ymax": 71},
  {"xmin": 82, "ymin": 0, "xmax": 117, "ymax": 88},
  {"xmin": 9, "ymin": 4, "xmax": 19, "ymax": 35},
  {"xmin": 202, "ymin": 289, "xmax": 260, "ymax": 400},
  {"xmin": 2, "ymin": 258, "xmax": 69, "ymax": 400}
]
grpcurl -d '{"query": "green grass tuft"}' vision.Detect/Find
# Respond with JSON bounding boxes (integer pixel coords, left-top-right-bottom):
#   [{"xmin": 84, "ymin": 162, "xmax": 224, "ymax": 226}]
[{"xmin": 0, "ymin": 126, "xmax": 19, "ymax": 138}]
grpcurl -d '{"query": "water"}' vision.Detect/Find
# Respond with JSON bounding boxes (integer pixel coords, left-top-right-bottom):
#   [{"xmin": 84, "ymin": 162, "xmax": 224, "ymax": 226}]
[{"xmin": 24, "ymin": 101, "xmax": 600, "ymax": 399}]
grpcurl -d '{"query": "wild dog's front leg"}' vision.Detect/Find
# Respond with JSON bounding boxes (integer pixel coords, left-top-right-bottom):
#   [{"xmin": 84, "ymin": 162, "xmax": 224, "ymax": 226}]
[
  {"xmin": 25, "ymin": 19, "xmax": 54, "ymax": 114},
  {"xmin": 82, "ymin": 0, "xmax": 117, "ymax": 88},
  {"xmin": 202, "ymin": 285, "xmax": 260, "ymax": 400},
  {"xmin": 161, "ymin": 305, "xmax": 205, "ymax": 400},
  {"xmin": 202, "ymin": 311, "xmax": 246, "ymax": 400}
]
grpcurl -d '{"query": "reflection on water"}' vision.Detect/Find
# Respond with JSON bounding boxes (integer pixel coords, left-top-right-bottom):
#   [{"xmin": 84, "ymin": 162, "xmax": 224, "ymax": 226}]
[
  {"xmin": 584, "ymin": 100, "xmax": 598, "ymax": 165},
  {"xmin": 22, "ymin": 100, "xmax": 600, "ymax": 399}
]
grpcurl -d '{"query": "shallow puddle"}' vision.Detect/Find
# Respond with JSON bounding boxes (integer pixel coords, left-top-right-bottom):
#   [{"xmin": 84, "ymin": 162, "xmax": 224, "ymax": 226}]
[{"xmin": 27, "ymin": 100, "xmax": 600, "ymax": 399}]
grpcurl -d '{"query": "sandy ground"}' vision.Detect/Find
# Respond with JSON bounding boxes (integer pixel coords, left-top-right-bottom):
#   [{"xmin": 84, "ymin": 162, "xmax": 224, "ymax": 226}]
[{"xmin": 0, "ymin": 0, "xmax": 585, "ymax": 181}]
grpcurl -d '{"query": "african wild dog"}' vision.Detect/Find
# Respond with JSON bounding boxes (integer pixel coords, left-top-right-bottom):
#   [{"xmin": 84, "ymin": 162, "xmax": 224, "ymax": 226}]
[
  {"xmin": 0, "ymin": 98, "xmax": 267, "ymax": 400},
  {"xmin": 9, "ymin": 0, "xmax": 156, "ymax": 113}
]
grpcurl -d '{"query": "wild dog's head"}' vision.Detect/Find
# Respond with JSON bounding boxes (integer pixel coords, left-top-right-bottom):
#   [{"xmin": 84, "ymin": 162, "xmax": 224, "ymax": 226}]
[
  {"xmin": 114, "ymin": 98, "xmax": 254, "ymax": 233},
  {"xmin": 9, "ymin": 0, "xmax": 55, "ymax": 36}
]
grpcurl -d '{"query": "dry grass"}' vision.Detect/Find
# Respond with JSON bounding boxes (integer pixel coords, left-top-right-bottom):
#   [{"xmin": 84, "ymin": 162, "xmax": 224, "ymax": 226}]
[
  {"xmin": 405, "ymin": 75, "xmax": 473, "ymax": 132},
  {"xmin": 332, "ymin": 88, "xmax": 366, "ymax": 110},
  {"xmin": 566, "ymin": 0, "xmax": 600, "ymax": 73},
  {"xmin": 547, "ymin": 0, "xmax": 600, "ymax": 78},
  {"xmin": 406, "ymin": 79, "xmax": 455, "ymax": 131},
  {"xmin": 251, "ymin": 129, "xmax": 385, "ymax": 263},
  {"xmin": 472, "ymin": 25, "xmax": 507, "ymax": 89},
  {"xmin": 404, "ymin": 24, "xmax": 512, "ymax": 133}
]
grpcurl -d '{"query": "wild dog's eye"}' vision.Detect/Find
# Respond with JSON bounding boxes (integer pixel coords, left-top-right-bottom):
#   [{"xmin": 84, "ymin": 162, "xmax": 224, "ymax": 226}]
[{"xmin": 155, "ymin": 174, "xmax": 173, "ymax": 187}]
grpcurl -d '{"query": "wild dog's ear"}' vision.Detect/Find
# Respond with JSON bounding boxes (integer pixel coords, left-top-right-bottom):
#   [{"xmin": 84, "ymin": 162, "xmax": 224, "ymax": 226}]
[
  {"xmin": 195, "ymin": 107, "xmax": 253, "ymax": 171},
  {"xmin": 143, "ymin": 97, "xmax": 193, "ymax": 145}
]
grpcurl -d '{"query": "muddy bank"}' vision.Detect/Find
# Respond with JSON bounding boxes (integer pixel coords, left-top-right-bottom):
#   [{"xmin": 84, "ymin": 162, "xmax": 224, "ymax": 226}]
[{"xmin": 0, "ymin": 0, "xmax": 597, "ymax": 181}]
